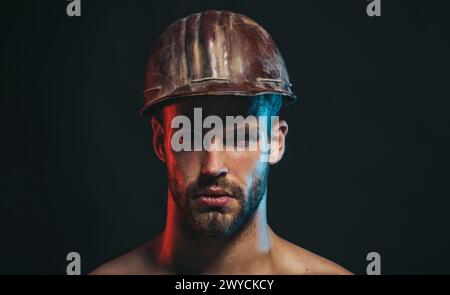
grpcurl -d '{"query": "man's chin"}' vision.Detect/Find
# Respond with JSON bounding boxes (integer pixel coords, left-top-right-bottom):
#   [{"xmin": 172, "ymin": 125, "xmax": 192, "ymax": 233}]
[{"xmin": 190, "ymin": 211, "xmax": 238, "ymax": 239}]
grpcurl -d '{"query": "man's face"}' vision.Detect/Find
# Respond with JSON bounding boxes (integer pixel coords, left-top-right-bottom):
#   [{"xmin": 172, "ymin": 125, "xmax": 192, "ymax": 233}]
[{"xmin": 152, "ymin": 96, "xmax": 286, "ymax": 239}]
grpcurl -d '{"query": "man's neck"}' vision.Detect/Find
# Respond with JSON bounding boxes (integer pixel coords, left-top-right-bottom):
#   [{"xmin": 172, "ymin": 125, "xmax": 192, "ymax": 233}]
[{"xmin": 154, "ymin": 193, "xmax": 275, "ymax": 274}]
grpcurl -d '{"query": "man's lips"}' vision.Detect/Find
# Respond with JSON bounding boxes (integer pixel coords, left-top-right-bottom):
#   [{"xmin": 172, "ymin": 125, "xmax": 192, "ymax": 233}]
[{"xmin": 193, "ymin": 189, "xmax": 235, "ymax": 207}]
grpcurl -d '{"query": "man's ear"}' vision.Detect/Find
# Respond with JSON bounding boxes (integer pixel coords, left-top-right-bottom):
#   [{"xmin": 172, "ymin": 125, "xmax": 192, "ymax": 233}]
[
  {"xmin": 268, "ymin": 119, "xmax": 288, "ymax": 165},
  {"xmin": 151, "ymin": 116, "xmax": 166, "ymax": 163}
]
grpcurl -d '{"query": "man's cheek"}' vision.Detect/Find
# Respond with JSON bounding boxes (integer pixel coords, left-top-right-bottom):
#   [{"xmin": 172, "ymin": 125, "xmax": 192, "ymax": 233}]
[
  {"xmin": 170, "ymin": 153, "xmax": 201, "ymax": 176},
  {"xmin": 229, "ymin": 151, "xmax": 261, "ymax": 171}
]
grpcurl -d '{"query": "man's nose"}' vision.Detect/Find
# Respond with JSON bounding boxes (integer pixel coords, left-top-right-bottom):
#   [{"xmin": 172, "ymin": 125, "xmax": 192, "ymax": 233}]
[{"xmin": 200, "ymin": 151, "xmax": 229, "ymax": 178}]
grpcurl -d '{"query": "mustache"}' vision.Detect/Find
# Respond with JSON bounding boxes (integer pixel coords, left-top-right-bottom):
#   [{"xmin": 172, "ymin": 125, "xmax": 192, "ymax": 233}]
[{"xmin": 186, "ymin": 177, "xmax": 244, "ymax": 200}]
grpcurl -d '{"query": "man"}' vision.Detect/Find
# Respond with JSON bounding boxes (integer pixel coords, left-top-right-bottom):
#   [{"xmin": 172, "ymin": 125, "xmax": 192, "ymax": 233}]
[{"xmin": 91, "ymin": 10, "xmax": 351, "ymax": 275}]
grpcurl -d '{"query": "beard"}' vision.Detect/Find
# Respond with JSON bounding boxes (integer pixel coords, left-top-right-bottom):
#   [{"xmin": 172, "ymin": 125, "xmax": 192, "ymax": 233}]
[{"xmin": 169, "ymin": 167, "xmax": 269, "ymax": 240}]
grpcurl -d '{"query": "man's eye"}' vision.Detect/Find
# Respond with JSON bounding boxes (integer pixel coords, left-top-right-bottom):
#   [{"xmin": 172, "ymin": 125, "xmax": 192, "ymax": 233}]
[
  {"xmin": 224, "ymin": 133, "xmax": 257, "ymax": 148},
  {"xmin": 237, "ymin": 132, "xmax": 258, "ymax": 142}
]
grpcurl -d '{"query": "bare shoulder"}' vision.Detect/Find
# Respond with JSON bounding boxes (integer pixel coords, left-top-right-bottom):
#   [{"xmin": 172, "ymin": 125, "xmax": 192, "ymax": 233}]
[
  {"xmin": 273, "ymin": 236, "xmax": 352, "ymax": 275},
  {"xmin": 89, "ymin": 241, "xmax": 162, "ymax": 275}
]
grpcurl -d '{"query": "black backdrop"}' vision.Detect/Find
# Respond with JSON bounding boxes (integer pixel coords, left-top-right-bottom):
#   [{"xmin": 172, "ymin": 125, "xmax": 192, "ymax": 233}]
[{"xmin": 1, "ymin": 0, "xmax": 449, "ymax": 274}]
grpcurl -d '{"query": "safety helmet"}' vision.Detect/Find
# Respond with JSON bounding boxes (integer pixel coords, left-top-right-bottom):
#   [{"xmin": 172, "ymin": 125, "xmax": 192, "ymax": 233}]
[{"xmin": 141, "ymin": 10, "xmax": 296, "ymax": 115}]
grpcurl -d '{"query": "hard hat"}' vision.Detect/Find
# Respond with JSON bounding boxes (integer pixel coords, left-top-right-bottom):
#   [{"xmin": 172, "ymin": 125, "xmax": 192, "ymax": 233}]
[{"xmin": 141, "ymin": 10, "xmax": 297, "ymax": 115}]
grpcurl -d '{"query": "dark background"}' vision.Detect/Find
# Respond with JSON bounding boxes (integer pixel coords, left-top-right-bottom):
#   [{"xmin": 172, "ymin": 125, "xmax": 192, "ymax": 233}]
[{"xmin": 1, "ymin": 0, "xmax": 449, "ymax": 274}]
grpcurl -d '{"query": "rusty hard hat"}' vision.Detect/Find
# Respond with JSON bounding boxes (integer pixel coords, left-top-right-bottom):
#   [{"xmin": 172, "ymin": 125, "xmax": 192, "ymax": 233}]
[{"xmin": 141, "ymin": 10, "xmax": 297, "ymax": 116}]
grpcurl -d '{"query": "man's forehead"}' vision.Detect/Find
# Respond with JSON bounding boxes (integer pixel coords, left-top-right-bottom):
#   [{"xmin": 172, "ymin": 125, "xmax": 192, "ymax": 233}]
[{"xmin": 161, "ymin": 95, "xmax": 262, "ymax": 118}]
